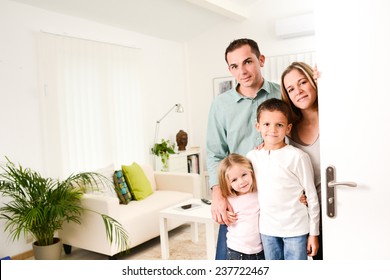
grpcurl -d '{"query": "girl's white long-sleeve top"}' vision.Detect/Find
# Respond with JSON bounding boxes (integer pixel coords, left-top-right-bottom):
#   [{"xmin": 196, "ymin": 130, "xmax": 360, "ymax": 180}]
[{"xmin": 247, "ymin": 145, "xmax": 320, "ymax": 237}]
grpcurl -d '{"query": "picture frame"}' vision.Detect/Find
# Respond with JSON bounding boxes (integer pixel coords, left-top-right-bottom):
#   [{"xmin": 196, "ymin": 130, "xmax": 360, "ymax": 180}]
[{"xmin": 213, "ymin": 76, "xmax": 237, "ymax": 97}]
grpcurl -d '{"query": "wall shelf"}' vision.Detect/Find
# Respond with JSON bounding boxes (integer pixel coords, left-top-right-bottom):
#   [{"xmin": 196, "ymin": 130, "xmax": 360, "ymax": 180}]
[{"xmin": 155, "ymin": 147, "xmax": 207, "ymax": 197}]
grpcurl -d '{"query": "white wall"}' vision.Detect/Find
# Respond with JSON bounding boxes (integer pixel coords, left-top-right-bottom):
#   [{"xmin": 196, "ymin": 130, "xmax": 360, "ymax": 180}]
[
  {"xmin": 186, "ymin": 0, "xmax": 316, "ymax": 167},
  {"xmin": 0, "ymin": 0, "xmax": 316, "ymax": 258},
  {"xmin": 0, "ymin": 0, "xmax": 189, "ymax": 257}
]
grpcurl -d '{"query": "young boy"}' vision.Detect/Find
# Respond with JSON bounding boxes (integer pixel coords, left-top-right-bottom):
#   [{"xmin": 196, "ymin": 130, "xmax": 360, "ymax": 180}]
[{"xmin": 246, "ymin": 98, "xmax": 320, "ymax": 260}]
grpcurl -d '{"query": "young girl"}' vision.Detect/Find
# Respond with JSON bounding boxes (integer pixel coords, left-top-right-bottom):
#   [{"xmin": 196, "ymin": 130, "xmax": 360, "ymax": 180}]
[{"xmin": 218, "ymin": 153, "xmax": 264, "ymax": 260}]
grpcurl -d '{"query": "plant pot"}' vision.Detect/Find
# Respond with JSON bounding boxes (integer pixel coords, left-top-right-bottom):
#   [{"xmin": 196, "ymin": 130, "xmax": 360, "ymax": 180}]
[{"xmin": 32, "ymin": 237, "xmax": 62, "ymax": 260}]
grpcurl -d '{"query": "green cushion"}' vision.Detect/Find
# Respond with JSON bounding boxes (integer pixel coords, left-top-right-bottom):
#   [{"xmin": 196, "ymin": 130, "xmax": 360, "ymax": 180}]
[
  {"xmin": 113, "ymin": 170, "xmax": 132, "ymax": 204},
  {"xmin": 122, "ymin": 163, "xmax": 153, "ymax": 200}
]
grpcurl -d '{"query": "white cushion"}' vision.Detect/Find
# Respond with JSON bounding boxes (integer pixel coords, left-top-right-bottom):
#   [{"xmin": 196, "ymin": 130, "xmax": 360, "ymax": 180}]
[
  {"xmin": 140, "ymin": 164, "xmax": 157, "ymax": 192},
  {"xmin": 87, "ymin": 163, "xmax": 117, "ymax": 198}
]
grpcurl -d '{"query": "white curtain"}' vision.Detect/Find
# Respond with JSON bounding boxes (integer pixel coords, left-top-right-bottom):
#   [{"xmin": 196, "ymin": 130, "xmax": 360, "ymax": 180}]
[
  {"xmin": 37, "ymin": 32, "xmax": 145, "ymax": 178},
  {"xmin": 263, "ymin": 51, "xmax": 317, "ymax": 84}
]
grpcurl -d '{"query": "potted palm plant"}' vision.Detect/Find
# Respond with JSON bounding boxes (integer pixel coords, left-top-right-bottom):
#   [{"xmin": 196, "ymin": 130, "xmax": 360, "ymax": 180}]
[
  {"xmin": 151, "ymin": 139, "xmax": 176, "ymax": 171},
  {"xmin": 0, "ymin": 157, "xmax": 129, "ymax": 260}
]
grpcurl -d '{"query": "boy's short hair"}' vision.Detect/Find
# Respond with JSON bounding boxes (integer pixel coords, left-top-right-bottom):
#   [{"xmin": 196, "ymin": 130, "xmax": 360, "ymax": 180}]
[{"xmin": 256, "ymin": 98, "xmax": 292, "ymax": 123}]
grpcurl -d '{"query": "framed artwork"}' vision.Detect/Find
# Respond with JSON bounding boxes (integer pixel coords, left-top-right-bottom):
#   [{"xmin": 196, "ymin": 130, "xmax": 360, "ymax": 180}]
[{"xmin": 213, "ymin": 76, "xmax": 237, "ymax": 97}]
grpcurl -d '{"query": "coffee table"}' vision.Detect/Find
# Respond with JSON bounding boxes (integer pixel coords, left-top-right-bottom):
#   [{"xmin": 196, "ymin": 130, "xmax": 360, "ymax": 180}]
[{"xmin": 159, "ymin": 198, "xmax": 216, "ymax": 259}]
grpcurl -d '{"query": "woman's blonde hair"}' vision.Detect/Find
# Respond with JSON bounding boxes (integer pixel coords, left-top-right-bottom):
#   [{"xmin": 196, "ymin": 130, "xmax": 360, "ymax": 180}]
[
  {"xmin": 218, "ymin": 153, "xmax": 257, "ymax": 197},
  {"xmin": 280, "ymin": 62, "xmax": 318, "ymax": 124}
]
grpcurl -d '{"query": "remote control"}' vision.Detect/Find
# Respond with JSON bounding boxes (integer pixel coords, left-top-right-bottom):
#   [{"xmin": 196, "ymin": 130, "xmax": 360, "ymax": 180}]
[
  {"xmin": 201, "ymin": 198, "xmax": 211, "ymax": 205},
  {"xmin": 181, "ymin": 204, "xmax": 192, "ymax": 209}
]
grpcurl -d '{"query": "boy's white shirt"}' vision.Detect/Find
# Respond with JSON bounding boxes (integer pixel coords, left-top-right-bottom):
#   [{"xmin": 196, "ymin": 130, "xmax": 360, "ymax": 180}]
[{"xmin": 247, "ymin": 145, "xmax": 320, "ymax": 237}]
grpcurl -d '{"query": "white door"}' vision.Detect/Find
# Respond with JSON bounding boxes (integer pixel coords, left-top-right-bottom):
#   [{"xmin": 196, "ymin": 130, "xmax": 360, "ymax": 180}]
[{"xmin": 315, "ymin": 0, "xmax": 390, "ymax": 259}]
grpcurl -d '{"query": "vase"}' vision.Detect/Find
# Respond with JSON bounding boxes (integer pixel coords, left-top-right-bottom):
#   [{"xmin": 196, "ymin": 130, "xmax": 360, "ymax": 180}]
[
  {"xmin": 160, "ymin": 154, "xmax": 169, "ymax": 172},
  {"xmin": 32, "ymin": 237, "xmax": 62, "ymax": 260}
]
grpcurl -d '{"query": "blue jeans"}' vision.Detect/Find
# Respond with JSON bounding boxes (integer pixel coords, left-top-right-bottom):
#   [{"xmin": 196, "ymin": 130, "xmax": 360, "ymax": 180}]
[
  {"xmin": 215, "ymin": 224, "xmax": 228, "ymax": 260},
  {"xmin": 227, "ymin": 248, "xmax": 265, "ymax": 260},
  {"xmin": 261, "ymin": 233, "xmax": 308, "ymax": 260}
]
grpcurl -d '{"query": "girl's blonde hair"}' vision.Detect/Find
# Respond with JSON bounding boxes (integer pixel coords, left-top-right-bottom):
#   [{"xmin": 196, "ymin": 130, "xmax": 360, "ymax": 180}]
[{"xmin": 218, "ymin": 153, "xmax": 257, "ymax": 197}]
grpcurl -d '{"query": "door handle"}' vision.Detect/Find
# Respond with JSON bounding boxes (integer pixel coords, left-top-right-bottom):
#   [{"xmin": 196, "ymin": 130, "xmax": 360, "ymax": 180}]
[
  {"xmin": 328, "ymin": 181, "xmax": 357, "ymax": 188},
  {"xmin": 326, "ymin": 165, "xmax": 357, "ymax": 218}
]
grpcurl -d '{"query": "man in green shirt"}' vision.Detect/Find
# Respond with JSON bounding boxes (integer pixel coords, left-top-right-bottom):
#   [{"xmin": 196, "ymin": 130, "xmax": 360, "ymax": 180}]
[{"xmin": 206, "ymin": 38, "xmax": 280, "ymax": 259}]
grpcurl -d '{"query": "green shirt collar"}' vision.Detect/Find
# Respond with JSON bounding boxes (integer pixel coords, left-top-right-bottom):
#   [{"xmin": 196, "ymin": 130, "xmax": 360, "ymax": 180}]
[{"xmin": 232, "ymin": 80, "xmax": 273, "ymax": 102}]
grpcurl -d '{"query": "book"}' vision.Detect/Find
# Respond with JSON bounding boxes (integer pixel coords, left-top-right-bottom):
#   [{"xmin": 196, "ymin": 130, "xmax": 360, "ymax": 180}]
[{"xmin": 188, "ymin": 154, "xmax": 199, "ymax": 174}]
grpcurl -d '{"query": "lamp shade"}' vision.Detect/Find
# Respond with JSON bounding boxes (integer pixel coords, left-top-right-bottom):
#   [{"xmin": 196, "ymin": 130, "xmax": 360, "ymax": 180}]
[{"xmin": 176, "ymin": 104, "xmax": 184, "ymax": 113}]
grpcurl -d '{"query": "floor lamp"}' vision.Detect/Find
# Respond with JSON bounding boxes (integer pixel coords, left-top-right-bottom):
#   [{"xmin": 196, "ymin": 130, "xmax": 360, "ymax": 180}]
[{"xmin": 153, "ymin": 103, "xmax": 184, "ymax": 169}]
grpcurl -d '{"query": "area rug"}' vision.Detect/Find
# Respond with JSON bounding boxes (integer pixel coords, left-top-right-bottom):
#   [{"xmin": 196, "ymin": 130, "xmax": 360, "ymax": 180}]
[{"xmin": 58, "ymin": 223, "xmax": 218, "ymax": 260}]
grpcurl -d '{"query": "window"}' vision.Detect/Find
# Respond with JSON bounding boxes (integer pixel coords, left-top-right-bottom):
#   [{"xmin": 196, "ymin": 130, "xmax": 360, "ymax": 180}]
[
  {"xmin": 262, "ymin": 51, "xmax": 316, "ymax": 83},
  {"xmin": 38, "ymin": 33, "xmax": 145, "ymax": 177}
]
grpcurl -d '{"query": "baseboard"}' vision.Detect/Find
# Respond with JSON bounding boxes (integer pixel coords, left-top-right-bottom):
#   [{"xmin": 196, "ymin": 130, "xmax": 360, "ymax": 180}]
[{"xmin": 11, "ymin": 250, "xmax": 34, "ymax": 260}]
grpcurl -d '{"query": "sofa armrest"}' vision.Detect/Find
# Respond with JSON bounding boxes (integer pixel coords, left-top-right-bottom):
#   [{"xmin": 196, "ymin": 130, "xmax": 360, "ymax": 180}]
[
  {"xmin": 81, "ymin": 193, "xmax": 121, "ymax": 217},
  {"xmin": 60, "ymin": 193, "xmax": 123, "ymax": 256},
  {"xmin": 154, "ymin": 172, "xmax": 202, "ymax": 198}
]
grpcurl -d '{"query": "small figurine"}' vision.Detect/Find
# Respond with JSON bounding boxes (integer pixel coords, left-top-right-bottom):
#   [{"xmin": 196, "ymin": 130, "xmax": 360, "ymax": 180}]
[{"xmin": 176, "ymin": 130, "xmax": 188, "ymax": 151}]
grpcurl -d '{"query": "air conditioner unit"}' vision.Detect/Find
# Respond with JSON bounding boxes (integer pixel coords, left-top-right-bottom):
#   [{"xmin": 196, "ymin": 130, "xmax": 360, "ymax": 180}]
[{"xmin": 275, "ymin": 13, "xmax": 315, "ymax": 39}]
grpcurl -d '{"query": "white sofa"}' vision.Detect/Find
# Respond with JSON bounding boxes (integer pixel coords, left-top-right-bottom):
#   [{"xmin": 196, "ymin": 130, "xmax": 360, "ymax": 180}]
[{"xmin": 59, "ymin": 164, "xmax": 202, "ymax": 259}]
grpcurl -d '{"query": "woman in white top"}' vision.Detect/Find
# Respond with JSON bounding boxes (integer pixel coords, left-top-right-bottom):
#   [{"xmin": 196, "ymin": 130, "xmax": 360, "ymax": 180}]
[
  {"xmin": 218, "ymin": 153, "xmax": 264, "ymax": 260},
  {"xmin": 281, "ymin": 62, "xmax": 322, "ymax": 260}
]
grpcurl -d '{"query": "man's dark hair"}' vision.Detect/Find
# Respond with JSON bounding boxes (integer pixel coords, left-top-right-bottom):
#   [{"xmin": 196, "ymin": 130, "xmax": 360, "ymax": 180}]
[{"xmin": 225, "ymin": 38, "xmax": 261, "ymax": 63}]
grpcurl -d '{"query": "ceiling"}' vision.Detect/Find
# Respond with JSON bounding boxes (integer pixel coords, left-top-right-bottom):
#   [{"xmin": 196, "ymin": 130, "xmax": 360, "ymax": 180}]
[{"xmin": 10, "ymin": 0, "xmax": 259, "ymax": 42}]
